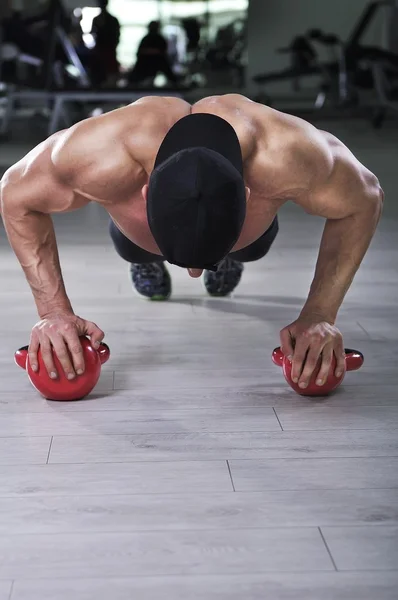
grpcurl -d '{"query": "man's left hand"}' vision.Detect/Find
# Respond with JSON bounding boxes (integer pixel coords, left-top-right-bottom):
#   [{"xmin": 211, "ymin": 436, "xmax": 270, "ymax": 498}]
[{"xmin": 279, "ymin": 317, "xmax": 345, "ymax": 389}]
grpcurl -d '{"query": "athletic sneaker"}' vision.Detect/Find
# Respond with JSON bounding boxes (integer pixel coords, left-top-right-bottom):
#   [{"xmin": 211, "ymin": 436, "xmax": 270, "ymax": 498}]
[
  {"xmin": 130, "ymin": 262, "xmax": 172, "ymax": 301},
  {"xmin": 204, "ymin": 257, "xmax": 244, "ymax": 297}
]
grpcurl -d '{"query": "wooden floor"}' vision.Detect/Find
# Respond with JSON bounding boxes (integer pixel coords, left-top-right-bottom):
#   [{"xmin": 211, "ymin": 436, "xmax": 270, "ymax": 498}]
[{"xmin": 0, "ymin": 120, "xmax": 397, "ymax": 599}]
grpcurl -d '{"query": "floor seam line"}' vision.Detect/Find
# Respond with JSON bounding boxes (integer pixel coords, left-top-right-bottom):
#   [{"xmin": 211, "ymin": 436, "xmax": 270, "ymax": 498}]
[
  {"xmin": 318, "ymin": 526, "xmax": 338, "ymax": 572},
  {"xmin": 46, "ymin": 437, "xmax": 53, "ymax": 465},
  {"xmin": 226, "ymin": 460, "xmax": 236, "ymax": 492},
  {"xmin": 273, "ymin": 407, "xmax": 284, "ymax": 431}
]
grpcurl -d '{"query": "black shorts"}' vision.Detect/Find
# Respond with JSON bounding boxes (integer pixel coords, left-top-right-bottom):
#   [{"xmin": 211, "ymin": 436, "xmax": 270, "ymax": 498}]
[{"xmin": 109, "ymin": 216, "xmax": 279, "ymax": 264}]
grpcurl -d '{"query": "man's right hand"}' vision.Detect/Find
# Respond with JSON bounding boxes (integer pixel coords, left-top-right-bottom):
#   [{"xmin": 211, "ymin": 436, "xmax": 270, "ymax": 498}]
[{"xmin": 29, "ymin": 312, "xmax": 105, "ymax": 380}]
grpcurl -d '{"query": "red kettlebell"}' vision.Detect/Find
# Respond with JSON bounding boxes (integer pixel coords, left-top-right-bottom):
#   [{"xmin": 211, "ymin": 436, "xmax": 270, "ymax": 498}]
[
  {"xmin": 272, "ymin": 347, "xmax": 364, "ymax": 396},
  {"xmin": 15, "ymin": 337, "xmax": 110, "ymax": 401}
]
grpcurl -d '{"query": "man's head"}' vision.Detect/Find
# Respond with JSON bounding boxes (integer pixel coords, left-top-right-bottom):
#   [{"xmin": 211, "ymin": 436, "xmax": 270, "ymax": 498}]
[
  {"xmin": 148, "ymin": 20, "xmax": 160, "ymax": 34},
  {"xmin": 98, "ymin": 0, "xmax": 109, "ymax": 11},
  {"xmin": 146, "ymin": 114, "xmax": 248, "ymax": 272}
]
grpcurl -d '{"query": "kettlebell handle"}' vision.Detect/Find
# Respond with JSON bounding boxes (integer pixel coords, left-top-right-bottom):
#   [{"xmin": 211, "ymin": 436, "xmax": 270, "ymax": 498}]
[
  {"xmin": 98, "ymin": 342, "xmax": 110, "ymax": 365},
  {"xmin": 272, "ymin": 347, "xmax": 364, "ymax": 372},
  {"xmin": 344, "ymin": 348, "xmax": 364, "ymax": 372},
  {"xmin": 14, "ymin": 345, "xmax": 29, "ymax": 370},
  {"xmin": 271, "ymin": 347, "xmax": 284, "ymax": 367}
]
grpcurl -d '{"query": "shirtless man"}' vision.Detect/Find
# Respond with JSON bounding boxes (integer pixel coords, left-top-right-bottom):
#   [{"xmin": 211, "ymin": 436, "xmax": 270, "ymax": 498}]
[{"xmin": 0, "ymin": 94, "xmax": 383, "ymax": 391}]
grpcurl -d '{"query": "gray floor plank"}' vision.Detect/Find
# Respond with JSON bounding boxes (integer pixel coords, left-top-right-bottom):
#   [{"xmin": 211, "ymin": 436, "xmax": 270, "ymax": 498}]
[
  {"xmin": 0, "ymin": 489, "xmax": 397, "ymax": 535},
  {"xmin": 275, "ymin": 405, "xmax": 398, "ymax": 430},
  {"xmin": 10, "ymin": 572, "xmax": 398, "ymax": 600},
  {"xmin": 2, "ymin": 384, "xmax": 398, "ymax": 414},
  {"xmin": 0, "ymin": 528, "xmax": 333, "ymax": 579},
  {"xmin": 116, "ymin": 364, "xmax": 395, "ymax": 390},
  {"xmin": 321, "ymin": 526, "xmax": 398, "ymax": 570},
  {"xmin": 229, "ymin": 457, "xmax": 398, "ymax": 491},
  {"xmin": 0, "ymin": 461, "xmax": 232, "ymax": 498},
  {"xmin": 0, "ymin": 582, "xmax": 11, "ymax": 600},
  {"xmin": 0, "ymin": 436, "xmax": 51, "ymax": 465},
  {"xmin": 48, "ymin": 429, "xmax": 398, "ymax": 463},
  {"xmin": 114, "ymin": 368, "xmax": 285, "ymax": 389},
  {"xmin": 0, "ymin": 408, "xmax": 281, "ymax": 437},
  {"xmin": 6, "ymin": 389, "xmax": 398, "ymax": 413},
  {"xmin": 356, "ymin": 318, "xmax": 398, "ymax": 342}
]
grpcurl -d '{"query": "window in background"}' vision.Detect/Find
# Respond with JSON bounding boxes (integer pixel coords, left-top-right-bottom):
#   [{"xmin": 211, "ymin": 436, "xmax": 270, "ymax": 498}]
[
  {"xmin": 110, "ymin": 0, "xmax": 160, "ymax": 68},
  {"xmin": 160, "ymin": 0, "xmax": 248, "ymax": 87},
  {"xmin": 81, "ymin": 1, "xmax": 159, "ymax": 68},
  {"xmin": 160, "ymin": 0, "xmax": 247, "ymax": 44},
  {"xmin": 160, "ymin": 1, "xmax": 207, "ymax": 70},
  {"xmin": 80, "ymin": 0, "xmax": 248, "ymax": 86},
  {"xmin": 112, "ymin": 0, "xmax": 247, "ymax": 69}
]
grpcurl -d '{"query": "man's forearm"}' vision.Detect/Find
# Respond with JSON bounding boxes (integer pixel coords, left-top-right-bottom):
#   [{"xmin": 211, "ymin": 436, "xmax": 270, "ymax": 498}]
[
  {"xmin": 2, "ymin": 200, "xmax": 73, "ymax": 318},
  {"xmin": 300, "ymin": 198, "xmax": 383, "ymax": 322}
]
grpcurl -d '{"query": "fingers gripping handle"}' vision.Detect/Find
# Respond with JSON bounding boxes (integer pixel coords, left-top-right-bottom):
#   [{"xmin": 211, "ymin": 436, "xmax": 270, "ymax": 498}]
[
  {"xmin": 14, "ymin": 341, "xmax": 111, "ymax": 369},
  {"xmin": 272, "ymin": 347, "xmax": 364, "ymax": 371}
]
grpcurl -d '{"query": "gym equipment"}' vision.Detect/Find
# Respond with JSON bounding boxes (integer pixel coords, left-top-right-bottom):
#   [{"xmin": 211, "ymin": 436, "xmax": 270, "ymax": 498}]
[
  {"xmin": 370, "ymin": 57, "xmax": 398, "ymax": 126},
  {"xmin": 342, "ymin": 0, "xmax": 398, "ymax": 123},
  {"xmin": 252, "ymin": 29, "xmax": 342, "ymax": 106},
  {"xmin": 14, "ymin": 337, "xmax": 110, "ymax": 401},
  {"xmin": 0, "ymin": 0, "xmax": 90, "ymax": 89},
  {"xmin": 345, "ymin": 0, "xmax": 398, "ymax": 126},
  {"xmin": 272, "ymin": 347, "xmax": 364, "ymax": 397},
  {"xmin": 253, "ymin": 1, "xmax": 398, "ymax": 125}
]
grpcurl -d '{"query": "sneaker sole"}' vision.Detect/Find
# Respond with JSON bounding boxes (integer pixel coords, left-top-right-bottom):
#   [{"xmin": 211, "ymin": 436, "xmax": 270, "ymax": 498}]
[
  {"xmin": 206, "ymin": 291, "xmax": 232, "ymax": 298},
  {"xmin": 149, "ymin": 291, "xmax": 172, "ymax": 301}
]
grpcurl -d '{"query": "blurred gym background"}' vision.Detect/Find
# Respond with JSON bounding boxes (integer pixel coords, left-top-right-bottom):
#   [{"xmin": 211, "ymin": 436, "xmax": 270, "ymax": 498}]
[{"xmin": 0, "ymin": 0, "xmax": 397, "ymax": 155}]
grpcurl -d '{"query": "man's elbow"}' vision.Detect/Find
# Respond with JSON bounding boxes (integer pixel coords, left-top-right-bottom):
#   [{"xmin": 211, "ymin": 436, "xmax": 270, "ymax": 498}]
[
  {"xmin": 376, "ymin": 182, "xmax": 384, "ymax": 207},
  {"xmin": 0, "ymin": 180, "xmax": 13, "ymax": 218},
  {"xmin": 1, "ymin": 170, "xmax": 27, "ymax": 218},
  {"xmin": 362, "ymin": 183, "xmax": 383, "ymax": 232},
  {"xmin": 364, "ymin": 173, "xmax": 384, "ymax": 218},
  {"xmin": 372, "ymin": 180, "xmax": 384, "ymax": 217},
  {"xmin": 0, "ymin": 173, "xmax": 11, "ymax": 216}
]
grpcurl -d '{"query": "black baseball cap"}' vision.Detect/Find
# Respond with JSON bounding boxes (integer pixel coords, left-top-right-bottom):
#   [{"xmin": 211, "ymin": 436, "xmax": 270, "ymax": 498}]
[{"xmin": 147, "ymin": 113, "xmax": 247, "ymax": 271}]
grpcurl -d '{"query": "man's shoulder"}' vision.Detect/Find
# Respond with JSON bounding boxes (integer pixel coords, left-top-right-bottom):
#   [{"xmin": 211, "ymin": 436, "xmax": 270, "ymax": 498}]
[
  {"xmin": 243, "ymin": 108, "xmax": 335, "ymax": 197},
  {"xmin": 49, "ymin": 116, "xmax": 128, "ymax": 182}
]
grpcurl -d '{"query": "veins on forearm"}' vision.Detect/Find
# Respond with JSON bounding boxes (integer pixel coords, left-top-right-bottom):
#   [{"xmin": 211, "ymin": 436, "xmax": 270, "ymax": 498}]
[{"xmin": 302, "ymin": 202, "xmax": 381, "ymax": 320}]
